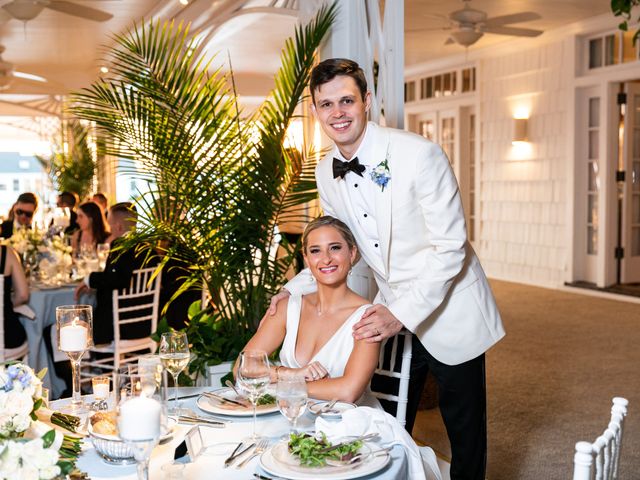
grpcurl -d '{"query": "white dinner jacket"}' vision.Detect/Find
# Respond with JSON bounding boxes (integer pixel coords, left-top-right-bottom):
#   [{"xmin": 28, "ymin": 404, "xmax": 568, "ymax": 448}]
[{"xmin": 285, "ymin": 122, "xmax": 504, "ymax": 366}]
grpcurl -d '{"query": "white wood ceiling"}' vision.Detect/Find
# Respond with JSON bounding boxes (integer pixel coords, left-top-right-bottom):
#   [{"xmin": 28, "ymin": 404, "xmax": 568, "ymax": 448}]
[{"xmin": 0, "ymin": 0, "xmax": 615, "ymax": 101}]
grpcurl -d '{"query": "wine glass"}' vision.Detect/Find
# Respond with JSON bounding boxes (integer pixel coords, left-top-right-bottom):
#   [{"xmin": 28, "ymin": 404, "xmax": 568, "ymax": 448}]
[
  {"xmin": 115, "ymin": 369, "xmax": 167, "ymax": 480},
  {"xmin": 276, "ymin": 372, "xmax": 308, "ymax": 434},
  {"xmin": 237, "ymin": 350, "xmax": 271, "ymax": 440},
  {"xmin": 56, "ymin": 305, "xmax": 93, "ymax": 414},
  {"xmin": 159, "ymin": 332, "xmax": 190, "ymax": 415},
  {"xmin": 96, "ymin": 242, "xmax": 110, "ymax": 270}
]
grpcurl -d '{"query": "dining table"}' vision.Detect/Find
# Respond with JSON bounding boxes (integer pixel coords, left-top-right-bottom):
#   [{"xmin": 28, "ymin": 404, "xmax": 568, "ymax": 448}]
[
  {"xmin": 52, "ymin": 387, "xmax": 410, "ymax": 480},
  {"xmin": 18, "ymin": 282, "xmax": 96, "ymax": 399}
]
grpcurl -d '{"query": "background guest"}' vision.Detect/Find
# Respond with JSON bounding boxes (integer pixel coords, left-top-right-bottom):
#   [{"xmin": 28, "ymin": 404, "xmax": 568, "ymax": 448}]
[
  {"xmin": 1, "ymin": 192, "xmax": 39, "ymax": 239},
  {"xmin": 56, "ymin": 191, "xmax": 80, "ymax": 234},
  {"xmin": 1, "ymin": 244, "xmax": 29, "ymax": 349},
  {"xmin": 74, "ymin": 203, "xmax": 152, "ymax": 344},
  {"xmin": 91, "ymin": 192, "xmax": 109, "ymax": 218},
  {"xmin": 70, "ymin": 201, "xmax": 110, "ymax": 256}
]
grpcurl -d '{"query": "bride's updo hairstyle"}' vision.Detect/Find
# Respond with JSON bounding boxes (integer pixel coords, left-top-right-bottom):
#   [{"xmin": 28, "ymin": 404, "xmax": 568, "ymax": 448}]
[{"xmin": 302, "ymin": 216, "xmax": 361, "ymax": 263}]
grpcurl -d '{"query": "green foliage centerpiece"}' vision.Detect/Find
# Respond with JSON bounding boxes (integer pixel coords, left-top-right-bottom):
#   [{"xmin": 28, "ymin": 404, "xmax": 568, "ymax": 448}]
[{"xmin": 69, "ymin": 5, "xmax": 336, "ymax": 380}]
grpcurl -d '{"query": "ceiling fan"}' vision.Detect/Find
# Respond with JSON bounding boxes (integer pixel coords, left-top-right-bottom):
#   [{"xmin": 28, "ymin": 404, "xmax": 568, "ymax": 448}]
[
  {"xmin": 417, "ymin": 0, "xmax": 543, "ymax": 48},
  {"xmin": 0, "ymin": 44, "xmax": 47, "ymax": 91},
  {"xmin": 0, "ymin": 0, "xmax": 113, "ymax": 22}
]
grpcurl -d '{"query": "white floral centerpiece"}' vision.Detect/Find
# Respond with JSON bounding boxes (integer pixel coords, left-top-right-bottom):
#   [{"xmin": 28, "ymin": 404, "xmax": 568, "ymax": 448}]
[
  {"xmin": 2, "ymin": 228, "xmax": 73, "ymax": 284},
  {"xmin": 0, "ymin": 363, "xmax": 84, "ymax": 479}
]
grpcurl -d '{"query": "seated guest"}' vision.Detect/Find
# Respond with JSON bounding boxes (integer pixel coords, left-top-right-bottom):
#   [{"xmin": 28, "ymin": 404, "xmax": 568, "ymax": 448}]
[
  {"xmin": 56, "ymin": 191, "xmax": 80, "ymax": 234},
  {"xmin": 235, "ymin": 216, "xmax": 381, "ymax": 406},
  {"xmin": 1, "ymin": 244, "xmax": 29, "ymax": 349},
  {"xmin": 91, "ymin": 192, "xmax": 109, "ymax": 218},
  {"xmin": 71, "ymin": 202, "xmax": 110, "ymax": 256},
  {"xmin": 1, "ymin": 192, "xmax": 39, "ymax": 239},
  {"xmin": 74, "ymin": 203, "xmax": 151, "ymax": 344}
]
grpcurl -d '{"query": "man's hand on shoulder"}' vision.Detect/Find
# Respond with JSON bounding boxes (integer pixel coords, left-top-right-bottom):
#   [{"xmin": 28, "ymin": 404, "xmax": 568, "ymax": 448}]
[
  {"xmin": 353, "ymin": 304, "xmax": 403, "ymax": 343},
  {"xmin": 259, "ymin": 288, "xmax": 291, "ymax": 327}
]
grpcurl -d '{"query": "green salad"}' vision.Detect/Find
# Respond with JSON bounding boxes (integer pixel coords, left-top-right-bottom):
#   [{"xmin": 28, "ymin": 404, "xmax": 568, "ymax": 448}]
[
  {"xmin": 288, "ymin": 432, "xmax": 362, "ymax": 467},
  {"xmin": 256, "ymin": 393, "xmax": 276, "ymax": 406}
]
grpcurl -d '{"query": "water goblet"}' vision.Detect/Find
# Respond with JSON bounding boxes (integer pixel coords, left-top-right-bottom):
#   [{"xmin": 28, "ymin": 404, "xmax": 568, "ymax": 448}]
[
  {"xmin": 276, "ymin": 372, "xmax": 308, "ymax": 434},
  {"xmin": 237, "ymin": 350, "xmax": 271, "ymax": 441},
  {"xmin": 159, "ymin": 332, "xmax": 190, "ymax": 416},
  {"xmin": 56, "ymin": 305, "xmax": 93, "ymax": 414}
]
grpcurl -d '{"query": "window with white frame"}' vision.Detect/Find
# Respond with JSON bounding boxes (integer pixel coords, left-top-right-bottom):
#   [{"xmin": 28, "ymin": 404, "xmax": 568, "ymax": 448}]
[
  {"xmin": 406, "ymin": 67, "xmax": 476, "ymax": 102},
  {"xmin": 587, "ymin": 97, "xmax": 600, "ymax": 255},
  {"xmin": 587, "ymin": 29, "xmax": 639, "ymax": 70}
]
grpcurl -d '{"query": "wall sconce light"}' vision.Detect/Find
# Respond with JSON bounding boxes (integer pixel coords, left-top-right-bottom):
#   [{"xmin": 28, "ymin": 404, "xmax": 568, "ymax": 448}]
[{"xmin": 512, "ymin": 118, "xmax": 528, "ymax": 144}]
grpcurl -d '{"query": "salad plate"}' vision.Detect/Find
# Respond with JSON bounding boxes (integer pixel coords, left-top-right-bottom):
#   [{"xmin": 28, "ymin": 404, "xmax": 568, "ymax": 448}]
[
  {"xmin": 260, "ymin": 438, "xmax": 390, "ymax": 480},
  {"xmin": 196, "ymin": 386, "xmax": 279, "ymax": 417}
]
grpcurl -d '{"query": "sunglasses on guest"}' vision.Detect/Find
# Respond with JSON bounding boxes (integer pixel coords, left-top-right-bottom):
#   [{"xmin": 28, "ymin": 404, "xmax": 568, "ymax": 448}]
[{"xmin": 15, "ymin": 209, "xmax": 34, "ymax": 218}]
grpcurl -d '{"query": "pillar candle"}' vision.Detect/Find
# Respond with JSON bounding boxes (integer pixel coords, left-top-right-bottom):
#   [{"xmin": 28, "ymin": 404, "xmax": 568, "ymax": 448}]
[
  {"xmin": 118, "ymin": 396, "xmax": 161, "ymax": 441},
  {"xmin": 59, "ymin": 321, "xmax": 88, "ymax": 352}
]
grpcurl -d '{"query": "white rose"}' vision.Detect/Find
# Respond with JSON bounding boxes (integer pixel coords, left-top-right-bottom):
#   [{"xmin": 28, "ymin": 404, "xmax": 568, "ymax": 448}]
[
  {"xmin": 38, "ymin": 466, "xmax": 61, "ymax": 480},
  {"xmin": 6, "ymin": 391, "xmax": 34, "ymax": 417},
  {"xmin": 0, "ymin": 442, "xmax": 22, "ymax": 476},
  {"xmin": 0, "ymin": 368, "xmax": 9, "ymax": 388},
  {"xmin": 16, "ymin": 465, "xmax": 39, "ymax": 480},
  {"xmin": 12, "ymin": 414, "xmax": 32, "ymax": 433}
]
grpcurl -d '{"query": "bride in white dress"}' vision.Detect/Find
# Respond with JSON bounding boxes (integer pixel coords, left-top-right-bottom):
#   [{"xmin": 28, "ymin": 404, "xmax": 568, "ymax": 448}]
[{"xmin": 239, "ymin": 216, "xmax": 381, "ymax": 406}]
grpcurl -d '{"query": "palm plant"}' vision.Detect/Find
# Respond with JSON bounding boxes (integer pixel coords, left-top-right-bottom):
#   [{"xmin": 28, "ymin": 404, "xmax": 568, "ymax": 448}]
[
  {"xmin": 37, "ymin": 119, "xmax": 95, "ymax": 199},
  {"xmin": 70, "ymin": 5, "xmax": 336, "ymax": 378}
]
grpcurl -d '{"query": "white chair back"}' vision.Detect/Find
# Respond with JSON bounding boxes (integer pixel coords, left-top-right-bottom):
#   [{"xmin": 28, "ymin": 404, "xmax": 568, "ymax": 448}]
[
  {"xmin": 0, "ymin": 274, "xmax": 29, "ymax": 363},
  {"xmin": 83, "ymin": 267, "xmax": 161, "ymax": 380},
  {"xmin": 370, "ymin": 329, "xmax": 412, "ymax": 427},
  {"xmin": 112, "ymin": 267, "xmax": 162, "ymax": 346},
  {"xmin": 573, "ymin": 397, "xmax": 629, "ymax": 480}
]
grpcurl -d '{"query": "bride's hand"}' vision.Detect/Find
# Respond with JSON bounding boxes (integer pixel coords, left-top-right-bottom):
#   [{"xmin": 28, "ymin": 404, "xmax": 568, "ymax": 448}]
[{"xmin": 300, "ymin": 361, "xmax": 329, "ymax": 382}]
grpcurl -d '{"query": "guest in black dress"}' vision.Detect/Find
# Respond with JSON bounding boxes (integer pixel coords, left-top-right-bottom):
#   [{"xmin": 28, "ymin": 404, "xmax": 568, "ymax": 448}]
[{"xmin": 0, "ymin": 245, "xmax": 29, "ymax": 349}]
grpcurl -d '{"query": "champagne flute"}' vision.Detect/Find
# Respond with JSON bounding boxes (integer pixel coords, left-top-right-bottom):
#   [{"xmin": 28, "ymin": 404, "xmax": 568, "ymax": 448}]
[
  {"xmin": 276, "ymin": 372, "xmax": 308, "ymax": 435},
  {"xmin": 237, "ymin": 350, "xmax": 271, "ymax": 441},
  {"xmin": 159, "ymin": 332, "xmax": 190, "ymax": 415}
]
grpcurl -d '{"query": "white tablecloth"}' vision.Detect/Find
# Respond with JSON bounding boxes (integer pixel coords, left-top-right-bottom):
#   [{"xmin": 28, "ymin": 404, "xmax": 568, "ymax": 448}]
[{"xmin": 53, "ymin": 388, "xmax": 409, "ymax": 480}]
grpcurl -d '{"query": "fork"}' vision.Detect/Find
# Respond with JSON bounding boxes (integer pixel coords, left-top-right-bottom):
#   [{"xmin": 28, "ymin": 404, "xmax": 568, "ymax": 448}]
[{"xmin": 235, "ymin": 439, "xmax": 269, "ymax": 469}]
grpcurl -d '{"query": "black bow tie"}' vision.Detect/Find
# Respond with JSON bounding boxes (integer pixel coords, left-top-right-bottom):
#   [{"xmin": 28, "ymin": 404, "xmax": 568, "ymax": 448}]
[{"xmin": 332, "ymin": 157, "xmax": 366, "ymax": 179}]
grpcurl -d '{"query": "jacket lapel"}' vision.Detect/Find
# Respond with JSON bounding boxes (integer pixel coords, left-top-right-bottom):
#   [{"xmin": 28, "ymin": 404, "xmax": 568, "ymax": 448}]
[{"xmin": 371, "ymin": 126, "xmax": 392, "ymax": 275}]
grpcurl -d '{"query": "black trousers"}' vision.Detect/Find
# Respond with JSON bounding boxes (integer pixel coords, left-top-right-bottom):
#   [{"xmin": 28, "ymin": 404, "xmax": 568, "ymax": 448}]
[{"xmin": 376, "ymin": 335, "xmax": 487, "ymax": 480}]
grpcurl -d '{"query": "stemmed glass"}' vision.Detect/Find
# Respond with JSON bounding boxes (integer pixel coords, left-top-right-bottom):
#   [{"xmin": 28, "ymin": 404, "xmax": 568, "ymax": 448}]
[
  {"xmin": 116, "ymin": 369, "xmax": 167, "ymax": 480},
  {"xmin": 159, "ymin": 332, "xmax": 190, "ymax": 416},
  {"xmin": 52, "ymin": 207, "xmax": 70, "ymax": 235},
  {"xmin": 276, "ymin": 372, "xmax": 308, "ymax": 434},
  {"xmin": 237, "ymin": 350, "xmax": 271, "ymax": 441},
  {"xmin": 96, "ymin": 242, "xmax": 110, "ymax": 270},
  {"xmin": 56, "ymin": 305, "xmax": 93, "ymax": 414}
]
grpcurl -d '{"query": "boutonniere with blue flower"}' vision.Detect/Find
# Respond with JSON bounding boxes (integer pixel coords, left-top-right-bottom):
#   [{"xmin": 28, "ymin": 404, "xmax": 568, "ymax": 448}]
[{"xmin": 370, "ymin": 148, "xmax": 391, "ymax": 191}]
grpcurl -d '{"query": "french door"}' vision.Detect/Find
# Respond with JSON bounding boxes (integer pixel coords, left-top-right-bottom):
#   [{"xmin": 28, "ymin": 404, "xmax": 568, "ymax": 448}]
[{"xmin": 622, "ymin": 83, "xmax": 640, "ymax": 282}]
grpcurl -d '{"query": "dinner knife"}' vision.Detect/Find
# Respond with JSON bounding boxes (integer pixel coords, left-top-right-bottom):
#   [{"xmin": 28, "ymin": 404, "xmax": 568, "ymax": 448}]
[
  {"xmin": 204, "ymin": 391, "xmax": 248, "ymax": 407},
  {"xmin": 224, "ymin": 442, "xmax": 255, "ymax": 468}
]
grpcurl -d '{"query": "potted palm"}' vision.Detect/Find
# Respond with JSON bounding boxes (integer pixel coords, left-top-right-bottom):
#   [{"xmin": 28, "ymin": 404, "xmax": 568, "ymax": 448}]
[{"xmin": 70, "ymin": 5, "xmax": 336, "ymax": 385}]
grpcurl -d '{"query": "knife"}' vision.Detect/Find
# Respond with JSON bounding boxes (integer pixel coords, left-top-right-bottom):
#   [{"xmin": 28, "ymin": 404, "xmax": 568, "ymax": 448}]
[
  {"xmin": 317, "ymin": 432, "xmax": 379, "ymax": 453},
  {"xmin": 224, "ymin": 442, "xmax": 255, "ymax": 468},
  {"xmin": 204, "ymin": 391, "xmax": 248, "ymax": 407},
  {"xmin": 177, "ymin": 416, "xmax": 226, "ymax": 427}
]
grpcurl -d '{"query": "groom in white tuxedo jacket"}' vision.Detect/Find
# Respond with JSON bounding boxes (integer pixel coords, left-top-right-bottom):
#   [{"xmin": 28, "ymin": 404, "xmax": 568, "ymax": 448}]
[{"xmin": 269, "ymin": 59, "xmax": 505, "ymax": 480}]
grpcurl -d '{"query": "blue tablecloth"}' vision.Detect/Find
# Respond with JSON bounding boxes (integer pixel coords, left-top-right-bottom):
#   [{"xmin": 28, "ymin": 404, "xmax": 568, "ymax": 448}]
[{"xmin": 19, "ymin": 286, "xmax": 75, "ymax": 398}]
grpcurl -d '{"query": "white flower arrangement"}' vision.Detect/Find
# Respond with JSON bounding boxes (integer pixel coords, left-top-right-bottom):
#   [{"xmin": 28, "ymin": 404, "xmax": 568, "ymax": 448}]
[{"xmin": 0, "ymin": 363, "xmax": 83, "ymax": 479}]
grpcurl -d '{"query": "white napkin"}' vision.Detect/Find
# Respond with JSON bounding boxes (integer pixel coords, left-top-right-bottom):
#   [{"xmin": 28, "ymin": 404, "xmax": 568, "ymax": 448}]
[
  {"xmin": 13, "ymin": 304, "xmax": 36, "ymax": 320},
  {"xmin": 315, "ymin": 406, "xmax": 442, "ymax": 480}
]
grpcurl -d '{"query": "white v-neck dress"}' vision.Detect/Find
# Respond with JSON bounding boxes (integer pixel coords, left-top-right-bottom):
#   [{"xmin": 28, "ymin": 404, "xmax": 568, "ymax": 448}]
[{"xmin": 279, "ymin": 294, "xmax": 382, "ymax": 408}]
